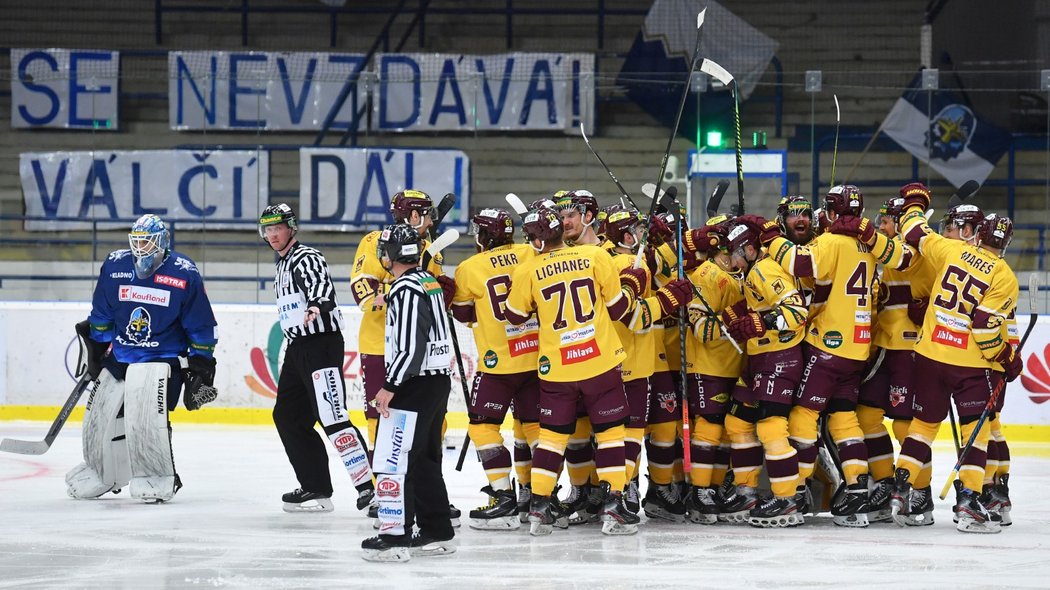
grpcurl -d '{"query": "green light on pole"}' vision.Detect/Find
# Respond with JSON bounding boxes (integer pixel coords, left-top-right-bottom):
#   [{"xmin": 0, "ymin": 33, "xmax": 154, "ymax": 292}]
[{"xmin": 705, "ymin": 130, "xmax": 724, "ymax": 148}]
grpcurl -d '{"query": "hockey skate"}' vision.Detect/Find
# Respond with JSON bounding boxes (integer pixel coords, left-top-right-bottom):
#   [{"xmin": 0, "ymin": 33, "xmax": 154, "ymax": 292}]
[
  {"xmin": 449, "ymin": 504, "xmax": 462, "ymax": 528},
  {"xmin": 282, "ymin": 488, "xmax": 334, "ymax": 513},
  {"xmin": 748, "ymin": 495, "xmax": 804, "ymax": 528},
  {"xmin": 719, "ymin": 485, "xmax": 760, "ymax": 524},
  {"xmin": 368, "ymin": 501, "xmax": 380, "ymax": 529},
  {"xmin": 361, "ymin": 535, "xmax": 410, "ymax": 562},
  {"xmin": 356, "ymin": 487, "xmax": 375, "ymax": 511},
  {"xmin": 981, "ymin": 474, "xmax": 1012, "ymax": 526},
  {"xmin": 641, "ymin": 480, "xmax": 687, "ymax": 523},
  {"xmin": 517, "ymin": 482, "xmax": 532, "ymax": 524},
  {"xmin": 563, "ymin": 483, "xmax": 600, "ymax": 525},
  {"xmin": 866, "ymin": 477, "xmax": 894, "ymax": 523},
  {"xmin": 468, "ymin": 486, "xmax": 520, "ymax": 531},
  {"xmin": 889, "ymin": 468, "xmax": 914, "ymax": 527},
  {"xmin": 686, "ymin": 487, "xmax": 719, "ymax": 525},
  {"xmin": 528, "ymin": 494, "xmax": 562, "ymax": 536},
  {"xmin": 953, "ymin": 480, "xmax": 1000, "ymax": 534},
  {"xmin": 625, "ymin": 476, "xmax": 641, "ymax": 514},
  {"xmin": 409, "ymin": 531, "xmax": 456, "ymax": 557},
  {"xmin": 830, "ymin": 475, "xmax": 870, "ymax": 528},
  {"xmin": 794, "ymin": 483, "xmax": 813, "ymax": 516},
  {"xmin": 599, "ymin": 482, "xmax": 640, "ymax": 535}
]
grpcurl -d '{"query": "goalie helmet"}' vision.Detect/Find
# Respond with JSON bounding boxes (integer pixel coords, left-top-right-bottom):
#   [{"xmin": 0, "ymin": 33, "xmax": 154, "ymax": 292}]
[
  {"xmin": 555, "ymin": 189, "xmax": 600, "ymax": 221},
  {"xmin": 942, "ymin": 203, "xmax": 985, "ymax": 234},
  {"xmin": 390, "ymin": 189, "xmax": 433, "ymax": 224},
  {"xmin": 521, "ymin": 206, "xmax": 563, "ymax": 250},
  {"xmin": 469, "ymin": 208, "xmax": 515, "ymax": 250},
  {"xmin": 824, "ymin": 185, "xmax": 864, "ymax": 217},
  {"xmin": 603, "ymin": 205, "xmax": 643, "ymax": 250},
  {"xmin": 128, "ymin": 214, "xmax": 171, "ymax": 279},
  {"xmin": 258, "ymin": 203, "xmax": 298, "ymax": 238},
  {"xmin": 977, "ymin": 213, "xmax": 1014, "ymax": 253},
  {"xmin": 377, "ymin": 223, "xmax": 422, "ymax": 264}
]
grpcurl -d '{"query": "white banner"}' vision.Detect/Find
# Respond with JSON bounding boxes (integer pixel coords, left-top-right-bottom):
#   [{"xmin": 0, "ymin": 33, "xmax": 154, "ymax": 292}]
[
  {"xmin": 0, "ymin": 303, "xmax": 477, "ymax": 415},
  {"xmin": 11, "ymin": 48, "xmax": 120, "ymax": 130},
  {"xmin": 168, "ymin": 51, "xmax": 369, "ymax": 131},
  {"xmin": 299, "ymin": 147, "xmax": 470, "ymax": 230},
  {"xmin": 374, "ymin": 53, "xmax": 594, "ymax": 133},
  {"xmin": 20, "ymin": 150, "xmax": 269, "ymax": 231}
]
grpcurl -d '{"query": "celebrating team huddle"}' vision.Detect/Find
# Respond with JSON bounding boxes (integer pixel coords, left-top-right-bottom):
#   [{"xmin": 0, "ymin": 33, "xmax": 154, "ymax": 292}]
[{"xmin": 451, "ymin": 181, "xmax": 1022, "ymax": 537}]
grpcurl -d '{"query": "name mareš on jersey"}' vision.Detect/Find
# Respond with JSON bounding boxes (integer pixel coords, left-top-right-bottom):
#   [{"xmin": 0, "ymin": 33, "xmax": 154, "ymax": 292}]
[
  {"xmin": 960, "ymin": 250, "xmax": 995, "ymax": 275},
  {"xmin": 535, "ymin": 257, "xmax": 590, "ymax": 281}
]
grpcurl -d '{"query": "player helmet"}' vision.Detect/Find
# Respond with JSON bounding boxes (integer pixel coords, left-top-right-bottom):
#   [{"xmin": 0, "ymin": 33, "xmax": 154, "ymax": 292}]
[
  {"xmin": 390, "ymin": 189, "xmax": 433, "ymax": 225},
  {"xmin": 555, "ymin": 189, "xmax": 600, "ymax": 222},
  {"xmin": 128, "ymin": 214, "xmax": 171, "ymax": 279},
  {"xmin": 521, "ymin": 206, "xmax": 563, "ymax": 251},
  {"xmin": 703, "ymin": 214, "xmax": 735, "ymax": 254},
  {"xmin": 777, "ymin": 195, "xmax": 813, "ymax": 223},
  {"xmin": 880, "ymin": 197, "xmax": 906, "ymax": 219},
  {"xmin": 603, "ymin": 205, "xmax": 644, "ymax": 250},
  {"xmin": 977, "ymin": 213, "xmax": 1014, "ymax": 253},
  {"xmin": 942, "ymin": 203, "xmax": 985, "ymax": 236},
  {"xmin": 377, "ymin": 223, "xmax": 423, "ymax": 265},
  {"xmin": 824, "ymin": 185, "xmax": 864, "ymax": 217},
  {"xmin": 725, "ymin": 218, "xmax": 761, "ymax": 254},
  {"xmin": 469, "ymin": 208, "xmax": 515, "ymax": 251},
  {"xmin": 258, "ymin": 203, "xmax": 298, "ymax": 238}
]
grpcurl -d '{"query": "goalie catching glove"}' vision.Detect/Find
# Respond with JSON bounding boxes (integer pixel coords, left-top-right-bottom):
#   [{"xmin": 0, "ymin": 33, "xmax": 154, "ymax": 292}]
[
  {"xmin": 182, "ymin": 355, "xmax": 218, "ymax": 411},
  {"xmin": 75, "ymin": 320, "xmax": 109, "ymax": 380}
]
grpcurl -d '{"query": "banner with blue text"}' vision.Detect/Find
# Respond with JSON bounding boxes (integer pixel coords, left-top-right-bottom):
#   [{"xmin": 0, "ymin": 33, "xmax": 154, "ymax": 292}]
[
  {"xmin": 299, "ymin": 147, "xmax": 469, "ymax": 231},
  {"xmin": 373, "ymin": 52, "xmax": 594, "ymax": 133},
  {"xmin": 168, "ymin": 51, "xmax": 369, "ymax": 131},
  {"xmin": 11, "ymin": 48, "xmax": 120, "ymax": 130},
  {"xmin": 20, "ymin": 150, "xmax": 269, "ymax": 231}
]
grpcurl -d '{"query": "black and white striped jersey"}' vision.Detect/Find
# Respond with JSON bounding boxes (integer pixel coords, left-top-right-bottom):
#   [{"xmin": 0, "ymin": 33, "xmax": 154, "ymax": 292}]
[
  {"xmin": 383, "ymin": 268, "xmax": 453, "ymax": 392},
  {"xmin": 272, "ymin": 241, "xmax": 344, "ymax": 340}
]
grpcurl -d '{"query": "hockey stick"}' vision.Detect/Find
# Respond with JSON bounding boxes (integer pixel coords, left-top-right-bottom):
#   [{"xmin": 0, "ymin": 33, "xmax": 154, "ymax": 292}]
[
  {"xmin": 830, "ymin": 95, "xmax": 841, "ymax": 187},
  {"xmin": 699, "ymin": 58, "xmax": 743, "ymax": 214},
  {"xmin": 706, "ymin": 180, "xmax": 730, "ymax": 220},
  {"xmin": 580, "ymin": 122, "xmax": 641, "ymax": 211},
  {"xmin": 938, "ymin": 274, "xmax": 1039, "ymax": 500},
  {"xmin": 1, "ymin": 374, "xmax": 94, "ymax": 455},
  {"xmin": 505, "ymin": 193, "xmax": 529, "ymax": 218},
  {"xmin": 670, "ymin": 191, "xmax": 693, "ymax": 473},
  {"xmin": 634, "ymin": 9, "xmax": 708, "ymax": 269}
]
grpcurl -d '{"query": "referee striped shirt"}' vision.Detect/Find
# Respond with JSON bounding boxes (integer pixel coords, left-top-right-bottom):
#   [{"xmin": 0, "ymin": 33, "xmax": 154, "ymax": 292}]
[
  {"xmin": 383, "ymin": 268, "xmax": 453, "ymax": 393},
  {"xmin": 273, "ymin": 241, "xmax": 344, "ymax": 340}
]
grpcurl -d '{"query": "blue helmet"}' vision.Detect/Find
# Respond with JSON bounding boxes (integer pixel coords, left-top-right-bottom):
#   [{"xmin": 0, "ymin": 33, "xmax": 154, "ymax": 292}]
[{"xmin": 128, "ymin": 214, "xmax": 171, "ymax": 279}]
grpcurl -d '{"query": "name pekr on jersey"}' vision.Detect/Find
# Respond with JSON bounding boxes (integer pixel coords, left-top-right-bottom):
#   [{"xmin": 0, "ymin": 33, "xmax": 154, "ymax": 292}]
[
  {"xmin": 505, "ymin": 244, "xmax": 626, "ymax": 382},
  {"xmin": 452, "ymin": 243, "xmax": 539, "ymax": 374},
  {"xmin": 89, "ymin": 249, "xmax": 218, "ymax": 363}
]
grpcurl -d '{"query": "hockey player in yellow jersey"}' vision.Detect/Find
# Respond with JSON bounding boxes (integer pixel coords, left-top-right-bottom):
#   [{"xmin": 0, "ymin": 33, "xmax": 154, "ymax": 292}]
[
  {"xmin": 874, "ymin": 185, "xmax": 1021, "ymax": 534},
  {"xmin": 504, "ymin": 205, "xmax": 691, "ymax": 536},
  {"xmin": 757, "ymin": 184, "xmax": 913, "ymax": 528},
  {"xmin": 451, "ymin": 208, "xmax": 540, "ymax": 530}
]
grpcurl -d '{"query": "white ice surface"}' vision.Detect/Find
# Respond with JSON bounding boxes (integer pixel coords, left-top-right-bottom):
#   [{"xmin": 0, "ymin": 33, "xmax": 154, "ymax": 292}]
[{"xmin": 1, "ymin": 422, "xmax": 1049, "ymax": 589}]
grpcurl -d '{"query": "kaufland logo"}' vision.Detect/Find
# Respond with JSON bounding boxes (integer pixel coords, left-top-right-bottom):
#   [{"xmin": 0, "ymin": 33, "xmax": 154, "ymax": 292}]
[
  {"xmin": 118, "ymin": 285, "xmax": 170, "ymax": 307},
  {"xmin": 1020, "ymin": 343, "xmax": 1050, "ymax": 404}
]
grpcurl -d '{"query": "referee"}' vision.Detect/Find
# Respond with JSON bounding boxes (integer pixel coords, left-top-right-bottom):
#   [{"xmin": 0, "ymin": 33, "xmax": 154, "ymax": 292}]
[
  {"xmin": 259, "ymin": 204, "xmax": 375, "ymax": 514},
  {"xmin": 362, "ymin": 223, "xmax": 456, "ymax": 562}
]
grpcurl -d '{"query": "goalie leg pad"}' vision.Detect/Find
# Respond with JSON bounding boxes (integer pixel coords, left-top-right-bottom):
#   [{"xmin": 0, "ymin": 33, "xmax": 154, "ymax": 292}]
[
  {"xmin": 124, "ymin": 362, "xmax": 177, "ymax": 502},
  {"xmin": 67, "ymin": 369, "xmax": 129, "ymax": 499}
]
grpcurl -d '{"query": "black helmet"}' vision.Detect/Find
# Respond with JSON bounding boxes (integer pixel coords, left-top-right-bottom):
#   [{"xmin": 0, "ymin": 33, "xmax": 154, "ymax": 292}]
[
  {"xmin": 258, "ymin": 203, "xmax": 298, "ymax": 238},
  {"xmin": 377, "ymin": 223, "xmax": 423, "ymax": 264}
]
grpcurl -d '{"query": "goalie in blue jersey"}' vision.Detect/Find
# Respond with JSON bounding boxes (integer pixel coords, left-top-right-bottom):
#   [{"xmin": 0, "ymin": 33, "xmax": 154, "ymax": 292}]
[{"xmin": 66, "ymin": 214, "xmax": 218, "ymax": 503}]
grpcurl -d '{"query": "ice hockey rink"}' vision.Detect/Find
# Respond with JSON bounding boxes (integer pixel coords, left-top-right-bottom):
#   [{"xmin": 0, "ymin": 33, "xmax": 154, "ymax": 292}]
[{"xmin": 0, "ymin": 423, "xmax": 1048, "ymax": 589}]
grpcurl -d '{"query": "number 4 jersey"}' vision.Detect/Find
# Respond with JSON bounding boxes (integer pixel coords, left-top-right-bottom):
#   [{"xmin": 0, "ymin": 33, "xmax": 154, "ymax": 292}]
[{"xmin": 452, "ymin": 243, "xmax": 539, "ymax": 374}]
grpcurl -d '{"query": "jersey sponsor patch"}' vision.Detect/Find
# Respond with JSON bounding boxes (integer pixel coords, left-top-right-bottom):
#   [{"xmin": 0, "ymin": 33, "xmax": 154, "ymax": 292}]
[
  {"xmin": 505, "ymin": 317, "xmax": 540, "ymax": 338},
  {"xmin": 153, "ymin": 274, "xmax": 186, "ymax": 289},
  {"xmin": 932, "ymin": 325, "xmax": 969, "ymax": 349},
  {"xmin": 483, "ymin": 350, "xmax": 499, "ymax": 369},
  {"xmin": 508, "ymin": 333, "xmax": 539, "ymax": 357},
  {"xmin": 538, "ymin": 355, "xmax": 551, "ymax": 375},
  {"xmin": 853, "ymin": 325, "xmax": 871, "ymax": 344},
  {"xmin": 560, "ymin": 338, "xmax": 600, "ymax": 364},
  {"xmin": 559, "ymin": 324, "xmax": 596, "ymax": 346},
  {"xmin": 822, "ymin": 330, "xmax": 843, "ymax": 349},
  {"xmin": 935, "ymin": 310, "xmax": 970, "ymax": 331},
  {"xmin": 118, "ymin": 285, "xmax": 171, "ymax": 307}
]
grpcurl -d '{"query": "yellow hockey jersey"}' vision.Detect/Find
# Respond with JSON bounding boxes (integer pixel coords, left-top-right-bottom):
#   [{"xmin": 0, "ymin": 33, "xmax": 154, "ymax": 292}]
[
  {"xmin": 686, "ymin": 259, "xmax": 745, "ymax": 378},
  {"xmin": 741, "ymin": 256, "xmax": 808, "ymax": 355},
  {"xmin": 452, "ymin": 243, "xmax": 538, "ymax": 374},
  {"xmin": 873, "ymin": 238, "xmax": 936, "ymax": 351}
]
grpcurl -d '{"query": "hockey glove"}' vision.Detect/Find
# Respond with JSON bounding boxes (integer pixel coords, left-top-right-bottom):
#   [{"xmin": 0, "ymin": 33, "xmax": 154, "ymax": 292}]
[
  {"xmin": 74, "ymin": 320, "xmax": 108, "ymax": 380},
  {"xmin": 993, "ymin": 345, "xmax": 1024, "ymax": 382},
  {"xmin": 684, "ymin": 226, "xmax": 722, "ymax": 256},
  {"xmin": 814, "ymin": 208, "xmax": 829, "ymax": 235},
  {"xmin": 727, "ymin": 313, "xmax": 766, "ymax": 343},
  {"xmin": 435, "ymin": 274, "xmax": 456, "ymax": 310},
  {"xmin": 655, "ymin": 279, "xmax": 693, "ymax": 315},
  {"xmin": 619, "ymin": 267, "xmax": 647, "ymax": 299},
  {"xmin": 720, "ymin": 299, "xmax": 749, "ymax": 326},
  {"xmin": 183, "ymin": 355, "xmax": 218, "ymax": 411},
  {"xmin": 829, "ymin": 215, "xmax": 876, "ymax": 246},
  {"xmin": 907, "ymin": 297, "xmax": 929, "ymax": 326},
  {"xmin": 899, "ymin": 182, "xmax": 932, "ymax": 213},
  {"xmin": 648, "ymin": 213, "xmax": 675, "ymax": 247},
  {"xmin": 736, "ymin": 214, "xmax": 782, "ymax": 246}
]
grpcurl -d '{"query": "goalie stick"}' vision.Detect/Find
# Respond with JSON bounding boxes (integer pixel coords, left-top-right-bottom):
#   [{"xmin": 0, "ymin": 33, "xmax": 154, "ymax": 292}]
[
  {"xmin": 1, "ymin": 374, "xmax": 94, "ymax": 455},
  {"xmin": 699, "ymin": 58, "xmax": 744, "ymax": 215},
  {"xmin": 938, "ymin": 274, "xmax": 1040, "ymax": 500}
]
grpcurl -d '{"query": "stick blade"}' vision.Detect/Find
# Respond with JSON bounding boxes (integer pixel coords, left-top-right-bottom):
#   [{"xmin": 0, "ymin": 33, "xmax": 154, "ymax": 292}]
[
  {"xmin": 707, "ymin": 180, "xmax": 730, "ymax": 219},
  {"xmin": 833, "ymin": 94, "xmax": 840, "ymax": 121},
  {"xmin": 505, "ymin": 193, "xmax": 528, "ymax": 216},
  {"xmin": 0, "ymin": 438, "xmax": 50, "ymax": 455},
  {"xmin": 700, "ymin": 59, "xmax": 734, "ymax": 86},
  {"xmin": 434, "ymin": 193, "xmax": 456, "ymax": 221},
  {"xmin": 697, "ymin": 8, "xmax": 706, "ymax": 28},
  {"xmin": 956, "ymin": 179, "xmax": 980, "ymax": 200},
  {"xmin": 426, "ymin": 229, "xmax": 460, "ymax": 256},
  {"xmin": 1028, "ymin": 274, "xmax": 1040, "ymax": 307}
]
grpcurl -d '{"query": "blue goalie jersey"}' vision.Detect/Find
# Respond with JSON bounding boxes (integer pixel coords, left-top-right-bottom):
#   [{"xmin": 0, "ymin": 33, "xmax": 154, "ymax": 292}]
[{"xmin": 88, "ymin": 249, "xmax": 218, "ymax": 364}]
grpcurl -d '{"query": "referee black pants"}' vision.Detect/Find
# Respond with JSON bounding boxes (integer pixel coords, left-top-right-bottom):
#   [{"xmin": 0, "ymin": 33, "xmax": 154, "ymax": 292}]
[
  {"xmin": 273, "ymin": 331, "xmax": 345, "ymax": 495},
  {"xmin": 382, "ymin": 373, "xmax": 454, "ymax": 541}
]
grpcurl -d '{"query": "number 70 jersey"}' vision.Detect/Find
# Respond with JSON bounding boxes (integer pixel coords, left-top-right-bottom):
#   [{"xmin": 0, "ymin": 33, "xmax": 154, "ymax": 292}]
[{"xmin": 452, "ymin": 243, "xmax": 540, "ymax": 374}]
